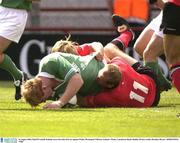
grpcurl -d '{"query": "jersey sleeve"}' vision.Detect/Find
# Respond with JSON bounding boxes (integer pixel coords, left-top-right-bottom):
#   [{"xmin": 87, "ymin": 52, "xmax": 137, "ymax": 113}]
[
  {"xmin": 77, "ymin": 44, "xmax": 92, "ymax": 56},
  {"xmin": 39, "ymin": 55, "xmax": 79, "ymax": 81}
]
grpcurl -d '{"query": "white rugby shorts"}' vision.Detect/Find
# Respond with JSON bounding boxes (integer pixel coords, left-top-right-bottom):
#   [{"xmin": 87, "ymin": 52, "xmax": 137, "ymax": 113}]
[
  {"xmin": 0, "ymin": 5, "xmax": 28, "ymax": 43},
  {"xmin": 147, "ymin": 11, "xmax": 163, "ymax": 38}
]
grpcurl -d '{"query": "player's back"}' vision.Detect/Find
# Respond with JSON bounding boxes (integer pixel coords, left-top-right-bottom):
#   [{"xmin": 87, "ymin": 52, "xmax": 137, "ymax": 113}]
[{"xmin": 86, "ymin": 57, "xmax": 157, "ymax": 108}]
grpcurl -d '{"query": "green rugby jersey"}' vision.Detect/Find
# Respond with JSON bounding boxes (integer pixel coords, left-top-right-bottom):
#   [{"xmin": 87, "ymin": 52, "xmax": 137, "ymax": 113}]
[
  {"xmin": 38, "ymin": 52, "xmax": 104, "ymax": 98},
  {"xmin": 0, "ymin": 0, "xmax": 32, "ymax": 10}
]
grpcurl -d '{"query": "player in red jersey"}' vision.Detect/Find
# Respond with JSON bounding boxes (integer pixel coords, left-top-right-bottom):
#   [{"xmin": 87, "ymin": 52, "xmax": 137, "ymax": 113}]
[
  {"xmin": 160, "ymin": 0, "xmax": 180, "ymax": 93},
  {"xmin": 80, "ymin": 15, "xmax": 160, "ymax": 108},
  {"xmin": 77, "ymin": 52, "xmax": 160, "ymax": 108}
]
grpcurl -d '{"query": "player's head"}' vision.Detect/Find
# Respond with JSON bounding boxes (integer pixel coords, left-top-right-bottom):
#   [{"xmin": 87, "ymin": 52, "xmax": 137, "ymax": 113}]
[
  {"xmin": 51, "ymin": 35, "xmax": 79, "ymax": 55},
  {"xmin": 97, "ymin": 64, "xmax": 121, "ymax": 89},
  {"xmin": 21, "ymin": 77, "xmax": 44, "ymax": 107}
]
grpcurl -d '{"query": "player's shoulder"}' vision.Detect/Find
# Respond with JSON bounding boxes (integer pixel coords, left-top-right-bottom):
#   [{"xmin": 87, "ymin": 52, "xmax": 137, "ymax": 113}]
[{"xmin": 40, "ymin": 52, "xmax": 60, "ymax": 63}]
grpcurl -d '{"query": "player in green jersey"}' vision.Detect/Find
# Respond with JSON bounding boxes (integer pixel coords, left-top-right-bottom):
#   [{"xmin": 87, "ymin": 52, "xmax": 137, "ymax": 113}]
[
  {"xmin": 21, "ymin": 52, "xmax": 121, "ymax": 108},
  {"xmin": 0, "ymin": 0, "xmax": 40, "ymax": 100}
]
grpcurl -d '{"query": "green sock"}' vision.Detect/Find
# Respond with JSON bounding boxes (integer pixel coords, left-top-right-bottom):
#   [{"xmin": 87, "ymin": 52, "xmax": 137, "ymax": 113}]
[
  {"xmin": 144, "ymin": 61, "xmax": 171, "ymax": 90},
  {"xmin": 0, "ymin": 54, "xmax": 22, "ymax": 81}
]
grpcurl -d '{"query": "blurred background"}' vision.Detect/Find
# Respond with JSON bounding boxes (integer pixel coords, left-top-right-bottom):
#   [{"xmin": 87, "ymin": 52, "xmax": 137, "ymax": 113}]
[
  {"xmin": 2, "ymin": 0, "xmax": 165, "ymax": 80},
  {"xmin": 27, "ymin": 0, "xmax": 160, "ymax": 34}
]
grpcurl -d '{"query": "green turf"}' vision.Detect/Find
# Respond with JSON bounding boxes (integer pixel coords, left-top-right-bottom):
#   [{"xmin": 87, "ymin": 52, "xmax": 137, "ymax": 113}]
[{"xmin": 0, "ymin": 81, "xmax": 180, "ymax": 137}]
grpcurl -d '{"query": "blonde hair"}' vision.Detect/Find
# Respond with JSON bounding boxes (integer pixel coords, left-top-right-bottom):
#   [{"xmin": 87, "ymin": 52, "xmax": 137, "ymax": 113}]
[
  {"xmin": 21, "ymin": 78, "xmax": 44, "ymax": 107},
  {"xmin": 51, "ymin": 35, "xmax": 78, "ymax": 55}
]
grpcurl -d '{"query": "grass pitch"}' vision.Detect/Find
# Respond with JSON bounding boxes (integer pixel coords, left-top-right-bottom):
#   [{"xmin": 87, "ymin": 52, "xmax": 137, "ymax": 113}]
[{"xmin": 0, "ymin": 81, "xmax": 180, "ymax": 137}]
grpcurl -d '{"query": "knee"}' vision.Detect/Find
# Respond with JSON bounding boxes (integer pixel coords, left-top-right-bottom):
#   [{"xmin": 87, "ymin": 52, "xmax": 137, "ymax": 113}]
[
  {"xmin": 104, "ymin": 43, "xmax": 114, "ymax": 55},
  {"xmin": 104, "ymin": 43, "xmax": 120, "ymax": 60}
]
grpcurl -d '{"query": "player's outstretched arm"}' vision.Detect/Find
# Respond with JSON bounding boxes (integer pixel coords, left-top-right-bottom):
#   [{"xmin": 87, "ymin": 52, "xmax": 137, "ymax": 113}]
[
  {"xmin": 89, "ymin": 42, "xmax": 104, "ymax": 61},
  {"xmin": 43, "ymin": 73, "xmax": 84, "ymax": 109}
]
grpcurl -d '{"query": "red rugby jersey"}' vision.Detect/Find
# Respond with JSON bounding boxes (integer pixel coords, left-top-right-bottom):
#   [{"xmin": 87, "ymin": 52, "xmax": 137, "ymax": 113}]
[
  {"xmin": 85, "ymin": 57, "xmax": 157, "ymax": 108},
  {"xmin": 76, "ymin": 44, "xmax": 92, "ymax": 56}
]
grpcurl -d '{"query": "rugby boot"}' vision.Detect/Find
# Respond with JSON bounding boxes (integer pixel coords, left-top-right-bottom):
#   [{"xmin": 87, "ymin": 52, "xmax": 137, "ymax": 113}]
[
  {"xmin": 112, "ymin": 14, "xmax": 135, "ymax": 40},
  {"xmin": 14, "ymin": 72, "xmax": 29, "ymax": 100}
]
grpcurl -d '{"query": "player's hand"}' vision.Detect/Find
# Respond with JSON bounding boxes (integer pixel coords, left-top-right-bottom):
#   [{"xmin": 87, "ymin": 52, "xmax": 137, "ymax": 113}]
[
  {"xmin": 43, "ymin": 100, "xmax": 64, "ymax": 109},
  {"xmin": 95, "ymin": 51, "xmax": 104, "ymax": 61}
]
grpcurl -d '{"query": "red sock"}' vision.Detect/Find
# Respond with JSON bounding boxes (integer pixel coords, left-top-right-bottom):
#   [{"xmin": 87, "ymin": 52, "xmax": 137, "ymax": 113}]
[
  {"xmin": 170, "ymin": 65, "xmax": 180, "ymax": 93},
  {"xmin": 114, "ymin": 30, "xmax": 133, "ymax": 47}
]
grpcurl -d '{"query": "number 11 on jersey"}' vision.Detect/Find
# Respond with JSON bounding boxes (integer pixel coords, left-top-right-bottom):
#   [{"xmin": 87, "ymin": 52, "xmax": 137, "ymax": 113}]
[{"xmin": 129, "ymin": 81, "xmax": 149, "ymax": 103}]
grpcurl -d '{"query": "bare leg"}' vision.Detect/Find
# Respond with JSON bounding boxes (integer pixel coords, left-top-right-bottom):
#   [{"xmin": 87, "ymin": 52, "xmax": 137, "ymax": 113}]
[
  {"xmin": 164, "ymin": 34, "xmax": 180, "ymax": 93},
  {"xmin": 134, "ymin": 27, "xmax": 154, "ymax": 57},
  {"xmin": 0, "ymin": 36, "xmax": 25, "ymax": 100},
  {"xmin": 143, "ymin": 34, "xmax": 164, "ymax": 62},
  {"xmin": 104, "ymin": 43, "xmax": 137, "ymax": 66},
  {"xmin": 163, "ymin": 35, "xmax": 180, "ymax": 65},
  {"xmin": 142, "ymin": 33, "xmax": 172, "ymax": 92},
  {"xmin": 0, "ymin": 36, "xmax": 22, "ymax": 81}
]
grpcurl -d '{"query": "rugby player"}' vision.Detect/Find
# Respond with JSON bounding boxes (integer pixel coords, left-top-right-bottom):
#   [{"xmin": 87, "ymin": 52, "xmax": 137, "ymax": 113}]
[{"xmin": 0, "ymin": 0, "xmax": 40, "ymax": 100}]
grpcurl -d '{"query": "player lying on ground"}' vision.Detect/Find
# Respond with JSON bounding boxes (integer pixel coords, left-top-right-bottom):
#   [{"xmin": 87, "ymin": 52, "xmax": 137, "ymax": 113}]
[
  {"xmin": 21, "ymin": 52, "xmax": 121, "ymax": 108},
  {"xmin": 76, "ymin": 56, "xmax": 160, "ymax": 108},
  {"xmin": 21, "ymin": 15, "xmax": 160, "ymax": 109}
]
